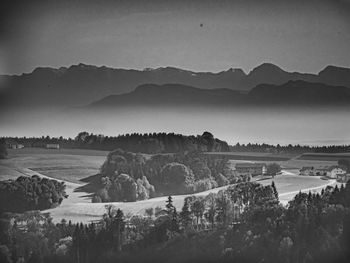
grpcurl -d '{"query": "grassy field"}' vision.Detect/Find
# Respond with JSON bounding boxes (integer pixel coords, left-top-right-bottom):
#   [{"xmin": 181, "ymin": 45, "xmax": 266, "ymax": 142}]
[
  {"xmin": 298, "ymin": 152, "xmax": 350, "ymax": 161},
  {"xmin": 204, "ymin": 151, "xmax": 296, "ymax": 161},
  {"xmin": 0, "ymin": 148, "xmax": 342, "ymax": 223},
  {"xmin": 8, "ymin": 148, "xmax": 109, "ymax": 157},
  {"xmin": 46, "ymin": 173, "xmax": 337, "ymax": 223},
  {"xmin": 1, "ymin": 148, "xmax": 108, "ymax": 183}
]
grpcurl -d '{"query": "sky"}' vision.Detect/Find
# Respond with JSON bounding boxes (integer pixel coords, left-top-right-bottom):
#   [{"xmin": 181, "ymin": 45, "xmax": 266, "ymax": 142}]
[{"xmin": 1, "ymin": 0, "xmax": 350, "ymax": 75}]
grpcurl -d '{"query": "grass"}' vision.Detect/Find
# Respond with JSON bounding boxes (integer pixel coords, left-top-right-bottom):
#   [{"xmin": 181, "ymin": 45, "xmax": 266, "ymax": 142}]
[
  {"xmin": 8, "ymin": 148, "xmax": 109, "ymax": 156},
  {"xmin": 298, "ymin": 152, "xmax": 350, "ymax": 161},
  {"xmin": 0, "ymin": 148, "xmax": 342, "ymax": 223},
  {"xmin": 1, "ymin": 148, "xmax": 108, "ymax": 183},
  {"xmin": 204, "ymin": 151, "xmax": 294, "ymax": 161},
  {"xmin": 46, "ymin": 173, "xmax": 337, "ymax": 223}
]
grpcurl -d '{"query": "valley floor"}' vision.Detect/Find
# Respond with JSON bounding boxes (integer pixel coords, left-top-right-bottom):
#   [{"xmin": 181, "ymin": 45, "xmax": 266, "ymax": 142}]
[{"xmin": 0, "ymin": 148, "xmax": 341, "ymax": 223}]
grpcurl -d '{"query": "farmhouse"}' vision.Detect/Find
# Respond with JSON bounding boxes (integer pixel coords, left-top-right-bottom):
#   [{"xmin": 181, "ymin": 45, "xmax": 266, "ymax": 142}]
[
  {"xmin": 5, "ymin": 139, "xmax": 24, "ymax": 149},
  {"xmin": 46, "ymin": 143, "xmax": 60, "ymax": 149},
  {"xmin": 326, "ymin": 166, "xmax": 346, "ymax": 179},
  {"xmin": 234, "ymin": 163, "xmax": 267, "ymax": 176},
  {"xmin": 300, "ymin": 166, "xmax": 314, "ymax": 176}
]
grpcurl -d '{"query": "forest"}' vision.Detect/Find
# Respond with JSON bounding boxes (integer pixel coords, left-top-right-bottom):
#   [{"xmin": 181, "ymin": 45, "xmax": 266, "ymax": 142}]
[
  {"xmin": 2, "ymin": 131, "xmax": 229, "ymax": 154},
  {"xmin": 86, "ymin": 149, "xmax": 250, "ymax": 202},
  {"xmin": 0, "ymin": 181, "xmax": 350, "ymax": 263},
  {"xmin": 230, "ymin": 142, "xmax": 350, "ymax": 154},
  {"xmin": 0, "ymin": 175, "xmax": 68, "ymax": 213}
]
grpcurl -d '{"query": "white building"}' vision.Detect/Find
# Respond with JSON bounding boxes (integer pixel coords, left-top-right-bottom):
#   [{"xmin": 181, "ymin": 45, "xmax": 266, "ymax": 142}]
[
  {"xmin": 46, "ymin": 144, "xmax": 60, "ymax": 149},
  {"xmin": 326, "ymin": 166, "xmax": 347, "ymax": 179}
]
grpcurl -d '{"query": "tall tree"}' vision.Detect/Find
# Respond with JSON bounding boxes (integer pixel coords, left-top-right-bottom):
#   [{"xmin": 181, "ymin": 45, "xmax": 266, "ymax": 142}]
[
  {"xmin": 267, "ymin": 163, "xmax": 281, "ymax": 177},
  {"xmin": 271, "ymin": 181, "xmax": 279, "ymax": 200},
  {"xmin": 166, "ymin": 196, "xmax": 174, "ymax": 214},
  {"xmin": 180, "ymin": 199, "xmax": 192, "ymax": 229},
  {"xmin": 113, "ymin": 209, "xmax": 125, "ymax": 252},
  {"xmin": 191, "ymin": 198, "xmax": 205, "ymax": 229}
]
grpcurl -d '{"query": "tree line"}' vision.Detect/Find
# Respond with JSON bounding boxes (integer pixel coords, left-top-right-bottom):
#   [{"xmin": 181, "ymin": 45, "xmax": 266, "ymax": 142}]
[
  {"xmin": 1, "ymin": 131, "xmax": 229, "ymax": 154},
  {"xmin": 3, "ymin": 131, "xmax": 350, "ymax": 155},
  {"xmin": 231, "ymin": 142, "xmax": 350, "ymax": 154}
]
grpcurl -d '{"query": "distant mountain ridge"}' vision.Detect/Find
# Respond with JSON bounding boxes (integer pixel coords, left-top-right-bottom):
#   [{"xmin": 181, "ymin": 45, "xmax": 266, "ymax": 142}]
[
  {"xmin": 1, "ymin": 62, "xmax": 350, "ymax": 108},
  {"xmin": 249, "ymin": 80, "xmax": 350, "ymax": 105},
  {"xmin": 89, "ymin": 81, "xmax": 350, "ymax": 108},
  {"xmin": 90, "ymin": 83, "xmax": 245, "ymax": 107}
]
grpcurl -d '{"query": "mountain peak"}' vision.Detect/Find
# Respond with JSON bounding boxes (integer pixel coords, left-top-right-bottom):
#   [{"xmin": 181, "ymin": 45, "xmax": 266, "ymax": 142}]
[
  {"xmin": 31, "ymin": 66, "xmax": 66, "ymax": 76},
  {"xmin": 68, "ymin": 63, "xmax": 99, "ymax": 71},
  {"xmin": 225, "ymin": 68, "xmax": 246, "ymax": 76},
  {"xmin": 319, "ymin": 65, "xmax": 350, "ymax": 75},
  {"xmin": 249, "ymin": 63, "xmax": 285, "ymax": 75}
]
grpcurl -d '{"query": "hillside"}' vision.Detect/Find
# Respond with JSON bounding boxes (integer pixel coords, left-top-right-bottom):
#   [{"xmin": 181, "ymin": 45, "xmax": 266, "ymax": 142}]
[
  {"xmin": 89, "ymin": 83, "xmax": 245, "ymax": 107},
  {"xmin": 89, "ymin": 81, "xmax": 350, "ymax": 108},
  {"xmin": 248, "ymin": 80, "xmax": 350, "ymax": 105}
]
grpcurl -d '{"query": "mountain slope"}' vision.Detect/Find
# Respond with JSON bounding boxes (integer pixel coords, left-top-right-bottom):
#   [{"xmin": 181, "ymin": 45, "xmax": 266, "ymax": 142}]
[
  {"xmin": 89, "ymin": 81, "xmax": 350, "ymax": 108},
  {"xmin": 89, "ymin": 83, "xmax": 245, "ymax": 107},
  {"xmin": 1, "ymin": 63, "xmax": 350, "ymax": 108},
  {"xmin": 248, "ymin": 80, "xmax": 350, "ymax": 105}
]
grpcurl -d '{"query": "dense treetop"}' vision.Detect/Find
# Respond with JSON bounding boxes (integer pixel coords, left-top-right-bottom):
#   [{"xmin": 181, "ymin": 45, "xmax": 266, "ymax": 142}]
[{"xmin": 0, "ymin": 175, "xmax": 68, "ymax": 213}]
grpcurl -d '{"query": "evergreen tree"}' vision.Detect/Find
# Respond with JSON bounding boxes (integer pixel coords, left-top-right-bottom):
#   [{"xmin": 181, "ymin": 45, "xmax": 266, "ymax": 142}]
[
  {"xmin": 166, "ymin": 196, "xmax": 174, "ymax": 214},
  {"xmin": 170, "ymin": 208, "xmax": 179, "ymax": 233},
  {"xmin": 114, "ymin": 209, "xmax": 125, "ymax": 252},
  {"xmin": 180, "ymin": 199, "xmax": 192, "ymax": 229},
  {"xmin": 271, "ymin": 181, "xmax": 279, "ymax": 200}
]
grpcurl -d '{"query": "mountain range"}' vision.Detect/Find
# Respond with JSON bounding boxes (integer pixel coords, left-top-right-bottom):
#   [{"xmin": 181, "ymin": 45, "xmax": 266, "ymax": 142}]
[{"xmin": 1, "ymin": 63, "xmax": 350, "ymax": 108}]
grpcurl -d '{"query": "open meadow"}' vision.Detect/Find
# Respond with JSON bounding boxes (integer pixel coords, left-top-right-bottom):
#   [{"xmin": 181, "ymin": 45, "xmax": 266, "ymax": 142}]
[
  {"xmin": 0, "ymin": 148, "xmax": 343, "ymax": 223},
  {"xmin": 0, "ymin": 148, "xmax": 108, "ymax": 183}
]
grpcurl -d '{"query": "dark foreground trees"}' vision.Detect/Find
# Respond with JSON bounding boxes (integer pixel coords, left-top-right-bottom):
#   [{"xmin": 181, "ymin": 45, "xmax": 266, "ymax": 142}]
[{"xmin": 1, "ymin": 181, "xmax": 350, "ymax": 263}]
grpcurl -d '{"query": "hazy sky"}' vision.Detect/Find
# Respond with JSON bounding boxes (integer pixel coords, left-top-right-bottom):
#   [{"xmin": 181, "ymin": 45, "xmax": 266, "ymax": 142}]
[{"xmin": 1, "ymin": 0, "xmax": 350, "ymax": 75}]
